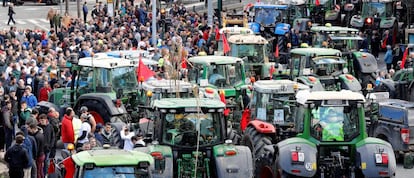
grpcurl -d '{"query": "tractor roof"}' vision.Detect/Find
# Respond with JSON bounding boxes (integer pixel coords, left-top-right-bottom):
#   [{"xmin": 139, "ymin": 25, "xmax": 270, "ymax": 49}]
[
  {"xmin": 311, "ymin": 26, "xmax": 360, "ymax": 33},
  {"xmin": 219, "ymin": 27, "xmax": 253, "ymax": 35},
  {"xmin": 188, "ymin": 56, "xmax": 244, "ymax": 65},
  {"xmin": 153, "ymin": 98, "xmax": 225, "ymax": 109},
  {"xmin": 78, "ymin": 53, "xmax": 135, "ymax": 68},
  {"xmin": 296, "ymin": 90, "xmax": 365, "ymax": 105},
  {"xmin": 378, "ymin": 99, "xmax": 414, "ymax": 108},
  {"xmin": 228, "ymin": 34, "xmax": 268, "ymax": 44},
  {"xmin": 253, "ymin": 80, "xmax": 309, "ymax": 94},
  {"xmin": 362, "ymin": 0, "xmax": 392, "ymax": 3},
  {"xmin": 141, "ymin": 80, "xmax": 194, "ymax": 93},
  {"xmin": 290, "ymin": 48, "xmax": 341, "ymax": 56},
  {"xmin": 71, "ymin": 149, "xmax": 153, "ymax": 167},
  {"xmin": 252, "ymin": 3, "xmax": 289, "ymax": 9},
  {"xmin": 105, "ymin": 50, "xmax": 158, "ymax": 66}
]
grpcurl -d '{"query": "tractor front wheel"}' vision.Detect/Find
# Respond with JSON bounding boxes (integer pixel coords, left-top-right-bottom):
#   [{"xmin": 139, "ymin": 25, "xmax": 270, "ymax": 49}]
[{"xmin": 242, "ymin": 125, "xmax": 273, "ymax": 177}]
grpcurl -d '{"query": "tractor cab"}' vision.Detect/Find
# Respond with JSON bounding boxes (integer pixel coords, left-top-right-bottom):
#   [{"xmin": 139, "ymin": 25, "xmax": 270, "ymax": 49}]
[
  {"xmin": 288, "ymin": 47, "xmax": 362, "ymax": 91},
  {"xmin": 187, "ymin": 56, "xmax": 249, "ymax": 99},
  {"xmin": 310, "ymin": 24, "xmax": 363, "ymax": 53},
  {"xmin": 48, "ymin": 53, "xmax": 137, "ymax": 124},
  {"xmin": 135, "ymin": 98, "xmax": 254, "ymax": 178}
]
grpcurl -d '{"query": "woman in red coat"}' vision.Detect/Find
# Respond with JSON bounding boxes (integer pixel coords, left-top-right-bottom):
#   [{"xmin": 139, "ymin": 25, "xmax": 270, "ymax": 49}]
[{"xmin": 38, "ymin": 81, "xmax": 52, "ymax": 102}]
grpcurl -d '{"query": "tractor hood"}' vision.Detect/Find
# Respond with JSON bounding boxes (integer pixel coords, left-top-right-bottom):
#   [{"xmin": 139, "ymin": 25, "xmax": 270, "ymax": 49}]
[
  {"xmin": 248, "ymin": 22, "xmax": 261, "ymax": 34},
  {"xmin": 353, "ymin": 52, "xmax": 378, "ymax": 73}
]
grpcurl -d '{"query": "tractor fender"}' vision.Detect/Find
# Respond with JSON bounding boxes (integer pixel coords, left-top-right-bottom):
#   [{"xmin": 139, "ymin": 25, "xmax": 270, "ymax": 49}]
[
  {"xmin": 350, "ymin": 15, "xmax": 364, "ymax": 28},
  {"xmin": 276, "ymin": 138, "xmax": 317, "ymax": 177},
  {"xmin": 247, "ymin": 120, "xmax": 276, "ymax": 134},
  {"xmin": 356, "ymin": 137, "xmax": 397, "ymax": 177},
  {"xmin": 214, "ymin": 144, "xmax": 253, "ymax": 178},
  {"xmin": 274, "ymin": 23, "xmax": 290, "ymax": 35},
  {"xmin": 74, "ymin": 93, "xmax": 128, "ymax": 116},
  {"xmin": 248, "ymin": 22, "xmax": 261, "ymax": 34},
  {"xmin": 339, "ymin": 74, "xmax": 362, "ymax": 92},
  {"xmin": 372, "ymin": 125, "xmax": 392, "ymax": 141},
  {"xmin": 134, "ymin": 145, "xmax": 174, "ymax": 178}
]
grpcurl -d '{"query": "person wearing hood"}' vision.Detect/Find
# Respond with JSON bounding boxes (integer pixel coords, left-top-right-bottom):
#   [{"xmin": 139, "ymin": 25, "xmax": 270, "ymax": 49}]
[{"xmin": 384, "ymin": 45, "xmax": 393, "ymax": 71}]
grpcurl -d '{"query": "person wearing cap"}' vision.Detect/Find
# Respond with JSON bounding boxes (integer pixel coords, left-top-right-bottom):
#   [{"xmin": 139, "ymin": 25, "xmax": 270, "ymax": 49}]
[
  {"xmin": 21, "ymin": 86, "xmax": 37, "ymax": 109},
  {"xmin": 80, "ymin": 106, "xmax": 96, "ymax": 134},
  {"xmin": 76, "ymin": 113, "xmax": 91, "ymax": 151},
  {"xmin": 5, "ymin": 134, "xmax": 30, "ymax": 178}
]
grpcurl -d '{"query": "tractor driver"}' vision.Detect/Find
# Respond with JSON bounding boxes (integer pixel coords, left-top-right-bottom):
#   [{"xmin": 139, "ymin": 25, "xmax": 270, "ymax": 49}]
[
  {"xmin": 320, "ymin": 107, "xmax": 345, "ymax": 141},
  {"xmin": 209, "ymin": 68, "xmax": 225, "ymax": 85}
]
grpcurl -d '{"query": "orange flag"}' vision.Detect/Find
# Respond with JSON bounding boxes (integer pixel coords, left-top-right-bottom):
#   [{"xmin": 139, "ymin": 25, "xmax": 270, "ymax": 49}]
[
  {"xmin": 222, "ymin": 34, "xmax": 231, "ymax": 54},
  {"xmin": 274, "ymin": 45, "xmax": 279, "ymax": 58},
  {"xmin": 400, "ymin": 47, "xmax": 409, "ymax": 69},
  {"xmin": 137, "ymin": 55, "xmax": 155, "ymax": 81}
]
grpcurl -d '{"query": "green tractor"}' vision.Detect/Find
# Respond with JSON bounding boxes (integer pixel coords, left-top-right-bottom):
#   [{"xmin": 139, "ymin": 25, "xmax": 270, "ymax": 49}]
[
  {"xmin": 285, "ymin": 47, "xmax": 362, "ymax": 92},
  {"xmin": 310, "ymin": 25, "xmax": 378, "ymax": 92},
  {"xmin": 259, "ymin": 90, "xmax": 396, "ymax": 177},
  {"xmin": 56, "ymin": 147, "xmax": 154, "ymax": 177},
  {"xmin": 135, "ymin": 98, "xmax": 254, "ymax": 178},
  {"xmin": 241, "ymin": 80, "xmax": 309, "ymax": 177},
  {"xmin": 48, "ymin": 53, "xmax": 138, "ymax": 124}
]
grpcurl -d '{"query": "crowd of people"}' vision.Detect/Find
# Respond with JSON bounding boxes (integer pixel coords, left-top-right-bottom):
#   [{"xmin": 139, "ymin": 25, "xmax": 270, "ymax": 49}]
[{"xmin": 2, "ymin": 0, "xmax": 414, "ymax": 177}]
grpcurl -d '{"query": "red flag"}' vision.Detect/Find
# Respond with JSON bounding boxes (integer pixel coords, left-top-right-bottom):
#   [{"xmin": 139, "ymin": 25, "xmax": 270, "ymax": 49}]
[
  {"xmin": 381, "ymin": 35, "xmax": 388, "ymax": 49},
  {"xmin": 269, "ymin": 65, "xmax": 276, "ymax": 79},
  {"xmin": 48, "ymin": 159, "xmax": 55, "ymax": 174},
  {"xmin": 274, "ymin": 45, "xmax": 279, "ymax": 58},
  {"xmin": 316, "ymin": 0, "xmax": 320, "ymax": 6},
  {"xmin": 63, "ymin": 157, "xmax": 76, "ymax": 178},
  {"xmin": 240, "ymin": 108, "xmax": 251, "ymax": 132},
  {"xmin": 222, "ymin": 34, "xmax": 231, "ymax": 54},
  {"xmin": 219, "ymin": 91, "xmax": 230, "ymax": 116},
  {"xmin": 181, "ymin": 57, "xmax": 187, "ymax": 69},
  {"xmin": 400, "ymin": 47, "xmax": 409, "ymax": 69},
  {"xmin": 215, "ymin": 27, "xmax": 220, "ymax": 41},
  {"xmin": 137, "ymin": 55, "xmax": 156, "ymax": 81}
]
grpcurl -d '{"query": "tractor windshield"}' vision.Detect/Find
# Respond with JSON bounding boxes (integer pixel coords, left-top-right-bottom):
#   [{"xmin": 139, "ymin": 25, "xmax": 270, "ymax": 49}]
[
  {"xmin": 235, "ymin": 44, "xmax": 265, "ymax": 62},
  {"xmin": 162, "ymin": 112, "xmax": 222, "ymax": 147},
  {"xmin": 111, "ymin": 66, "xmax": 138, "ymax": 92},
  {"xmin": 253, "ymin": 92, "xmax": 296, "ymax": 125},
  {"xmin": 310, "ymin": 105, "xmax": 359, "ymax": 141},
  {"xmin": 254, "ymin": 8, "xmax": 284, "ymax": 26},
  {"xmin": 312, "ymin": 57, "xmax": 346, "ymax": 77},
  {"xmin": 362, "ymin": 2, "xmax": 387, "ymax": 17},
  {"xmin": 208, "ymin": 64, "xmax": 242, "ymax": 87},
  {"xmin": 83, "ymin": 166, "xmax": 150, "ymax": 178}
]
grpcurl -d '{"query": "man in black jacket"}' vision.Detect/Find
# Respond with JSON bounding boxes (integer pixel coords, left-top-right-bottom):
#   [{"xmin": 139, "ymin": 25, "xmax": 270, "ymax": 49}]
[
  {"xmin": 7, "ymin": 3, "xmax": 16, "ymax": 26},
  {"xmin": 28, "ymin": 120, "xmax": 45, "ymax": 178},
  {"xmin": 5, "ymin": 134, "xmax": 30, "ymax": 178},
  {"xmin": 38, "ymin": 114, "xmax": 55, "ymax": 176}
]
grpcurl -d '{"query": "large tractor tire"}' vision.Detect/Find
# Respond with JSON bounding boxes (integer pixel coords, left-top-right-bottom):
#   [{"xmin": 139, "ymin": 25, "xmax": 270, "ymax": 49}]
[
  {"xmin": 80, "ymin": 100, "xmax": 113, "ymax": 124},
  {"xmin": 110, "ymin": 122, "xmax": 126, "ymax": 149},
  {"xmin": 408, "ymin": 86, "xmax": 414, "ymax": 102},
  {"xmin": 242, "ymin": 125, "xmax": 273, "ymax": 177},
  {"xmin": 227, "ymin": 128, "xmax": 241, "ymax": 145}
]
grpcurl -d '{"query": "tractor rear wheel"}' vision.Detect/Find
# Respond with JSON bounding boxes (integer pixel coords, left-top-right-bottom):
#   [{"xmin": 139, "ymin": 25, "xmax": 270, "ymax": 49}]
[
  {"xmin": 408, "ymin": 87, "xmax": 414, "ymax": 102},
  {"xmin": 80, "ymin": 100, "xmax": 112, "ymax": 124},
  {"xmin": 227, "ymin": 128, "xmax": 241, "ymax": 145},
  {"xmin": 110, "ymin": 122, "xmax": 126, "ymax": 149},
  {"xmin": 242, "ymin": 125, "xmax": 273, "ymax": 177}
]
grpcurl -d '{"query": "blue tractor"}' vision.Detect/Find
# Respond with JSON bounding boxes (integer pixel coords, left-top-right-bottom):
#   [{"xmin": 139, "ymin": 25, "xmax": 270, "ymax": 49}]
[{"xmin": 246, "ymin": 3, "xmax": 291, "ymax": 62}]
